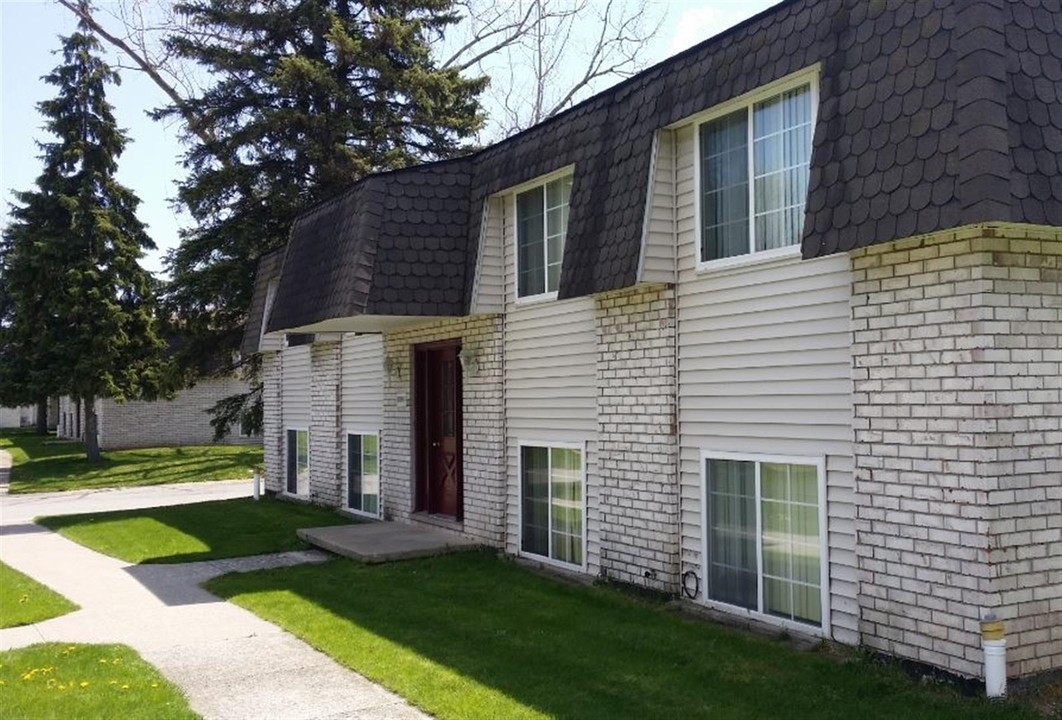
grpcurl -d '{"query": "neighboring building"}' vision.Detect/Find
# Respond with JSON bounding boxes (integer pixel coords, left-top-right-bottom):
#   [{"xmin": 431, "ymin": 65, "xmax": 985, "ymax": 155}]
[
  {"xmin": 0, "ymin": 405, "xmax": 37, "ymax": 429},
  {"xmin": 245, "ymin": 0, "xmax": 1061, "ymax": 682},
  {"xmin": 56, "ymin": 374, "xmax": 260, "ymax": 450}
]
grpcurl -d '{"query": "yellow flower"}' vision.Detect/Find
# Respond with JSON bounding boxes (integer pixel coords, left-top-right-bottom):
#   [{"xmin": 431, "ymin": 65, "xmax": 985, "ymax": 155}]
[
  {"xmin": 0, "ymin": 679, "xmax": 6, "ymax": 685},
  {"xmin": 151, "ymin": 682, "xmax": 159, "ymax": 688},
  {"xmin": 80, "ymin": 681, "xmax": 89, "ymax": 688},
  {"xmin": 121, "ymin": 684, "xmax": 129, "ymax": 690}
]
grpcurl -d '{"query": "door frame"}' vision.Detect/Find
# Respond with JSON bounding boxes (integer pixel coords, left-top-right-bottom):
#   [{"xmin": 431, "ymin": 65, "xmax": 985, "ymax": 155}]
[{"xmin": 411, "ymin": 339, "xmax": 463, "ymax": 519}]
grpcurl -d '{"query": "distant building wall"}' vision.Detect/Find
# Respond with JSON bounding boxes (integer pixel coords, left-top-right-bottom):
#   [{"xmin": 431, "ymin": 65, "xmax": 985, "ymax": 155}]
[{"xmin": 93, "ymin": 375, "xmax": 259, "ymax": 450}]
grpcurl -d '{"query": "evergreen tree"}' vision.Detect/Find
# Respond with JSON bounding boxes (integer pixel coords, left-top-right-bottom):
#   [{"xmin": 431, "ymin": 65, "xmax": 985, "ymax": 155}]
[
  {"xmin": 161, "ymin": 0, "xmax": 486, "ymax": 388},
  {"xmin": 0, "ymin": 1, "xmax": 163, "ymax": 460}
]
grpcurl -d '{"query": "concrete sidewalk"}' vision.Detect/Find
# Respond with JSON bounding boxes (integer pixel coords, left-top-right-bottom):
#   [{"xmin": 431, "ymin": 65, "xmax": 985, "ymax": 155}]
[
  {"xmin": 0, "ymin": 476, "xmax": 253, "ymax": 524},
  {"xmin": 0, "ymin": 481, "xmax": 428, "ymax": 720}
]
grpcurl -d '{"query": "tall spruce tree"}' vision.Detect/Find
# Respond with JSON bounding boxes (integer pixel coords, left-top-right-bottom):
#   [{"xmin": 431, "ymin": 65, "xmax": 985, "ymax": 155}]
[
  {"xmin": 160, "ymin": 0, "xmax": 486, "ymax": 424},
  {"xmin": 0, "ymin": 1, "xmax": 163, "ymax": 460}
]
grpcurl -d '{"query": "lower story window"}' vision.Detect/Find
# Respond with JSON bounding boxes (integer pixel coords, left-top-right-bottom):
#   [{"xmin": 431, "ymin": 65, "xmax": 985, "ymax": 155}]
[
  {"xmin": 286, "ymin": 429, "xmax": 309, "ymax": 495},
  {"xmin": 520, "ymin": 443, "xmax": 584, "ymax": 566},
  {"xmin": 347, "ymin": 432, "xmax": 380, "ymax": 516},
  {"xmin": 704, "ymin": 455, "xmax": 824, "ymax": 627}
]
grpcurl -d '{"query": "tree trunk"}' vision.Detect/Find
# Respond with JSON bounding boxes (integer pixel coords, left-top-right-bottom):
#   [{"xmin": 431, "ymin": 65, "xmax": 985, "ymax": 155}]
[
  {"xmin": 83, "ymin": 395, "xmax": 102, "ymax": 462},
  {"xmin": 35, "ymin": 397, "xmax": 48, "ymax": 435}
]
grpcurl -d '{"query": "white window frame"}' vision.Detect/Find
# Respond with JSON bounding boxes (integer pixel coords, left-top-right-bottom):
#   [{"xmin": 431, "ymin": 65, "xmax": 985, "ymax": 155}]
[
  {"xmin": 698, "ymin": 449, "xmax": 830, "ymax": 638},
  {"xmin": 284, "ymin": 427, "xmax": 310, "ymax": 497},
  {"xmin": 516, "ymin": 439, "xmax": 588, "ymax": 572},
  {"xmin": 692, "ymin": 67, "xmax": 819, "ymax": 274},
  {"xmin": 509, "ymin": 165, "xmax": 576, "ymax": 305},
  {"xmin": 344, "ymin": 429, "xmax": 382, "ymax": 519}
]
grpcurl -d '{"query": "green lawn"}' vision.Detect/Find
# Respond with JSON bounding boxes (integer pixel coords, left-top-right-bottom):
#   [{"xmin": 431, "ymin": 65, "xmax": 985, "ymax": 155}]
[
  {"xmin": 38, "ymin": 498, "xmax": 350, "ymax": 564},
  {"xmin": 0, "ymin": 561, "xmax": 78, "ymax": 628},
  {"xmin": 0, "ymin": 643, "xmax": 197, "ymax": 720},
  {"xmin": 0, "ymin": 429, "xmax": 261, "ymax": 494},
  {"xmin": 206, "ymin": 552, "xmax": 1041, "ymax": 720}
]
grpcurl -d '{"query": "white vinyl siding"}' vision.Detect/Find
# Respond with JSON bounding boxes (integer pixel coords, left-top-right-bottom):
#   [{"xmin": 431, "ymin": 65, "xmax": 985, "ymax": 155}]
[
  {"xmin": 500, "ymin": 193, "xmax": 599, "ymax": 573},
  {"xmin": 673, "ymin": 122, "xmax": 857, "ymax": 644},
  {"xmin": 340, "ymin": 334, "xmax": 384, "ymax": 430},
  {"xmin": 640, "ymin": 129, "xmax": 677, "ymax": 284},
  {"xmin": 471, "ymin": 197, "xmax": 506, "ymax": 314},
  {"xmin": 280, "ymin": 344, "xmax": 312, "ymax": 429}
]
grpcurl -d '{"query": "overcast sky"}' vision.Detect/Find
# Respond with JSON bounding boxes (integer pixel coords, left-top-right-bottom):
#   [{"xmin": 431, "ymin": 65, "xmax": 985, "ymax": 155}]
[{"xmin": 1, "ymin": 0, "xmax": 776, "ymax": 276}]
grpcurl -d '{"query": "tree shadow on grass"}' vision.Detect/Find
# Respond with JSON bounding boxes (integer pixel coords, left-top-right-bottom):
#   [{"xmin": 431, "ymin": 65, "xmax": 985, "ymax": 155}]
[{"xmin": 205, "ymin": 553, "xmax": 1036, "ymax": 720}]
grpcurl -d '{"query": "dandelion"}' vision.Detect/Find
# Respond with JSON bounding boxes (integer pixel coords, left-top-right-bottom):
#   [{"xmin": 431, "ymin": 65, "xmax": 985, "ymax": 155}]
[
  {"xmin": 99, "ymin": 659, "xmax": 109, "ymax": 664},
  {"xmin": 80, "ymin": 681, "xmax": 89, "ymax": 688},
  {"xmin": 0, "ymin": 679, "xmax": 7, "ymax": 686},
  {"xmin": 121, "ymin": 684, "xmax": 129, "ymax": 690},
  {"xmin": 151, "ymin": 682, "xmax": 159, "ymax": 688}
]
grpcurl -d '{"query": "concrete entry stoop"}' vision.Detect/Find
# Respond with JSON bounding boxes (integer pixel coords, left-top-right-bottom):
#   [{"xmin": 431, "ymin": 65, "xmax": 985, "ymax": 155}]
[{"xmin": 297, "ymin": 521, "xmax": 479, "ymax": 563}]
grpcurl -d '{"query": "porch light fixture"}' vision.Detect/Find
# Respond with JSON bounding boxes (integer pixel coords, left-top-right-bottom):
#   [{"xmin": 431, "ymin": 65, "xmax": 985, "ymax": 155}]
[
  {"xmin": 384, "ymin": 354, "xmax": 404, "ymax": 382},
  {"xmin": 458, "ymin": 343, "xmax": 481, "ymax": 378}
]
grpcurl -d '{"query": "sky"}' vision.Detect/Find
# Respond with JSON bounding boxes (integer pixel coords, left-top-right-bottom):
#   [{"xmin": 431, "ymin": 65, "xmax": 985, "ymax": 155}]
[{"xmin": 0, "ymin": 0, "xmax": 777, "ymax": 277}]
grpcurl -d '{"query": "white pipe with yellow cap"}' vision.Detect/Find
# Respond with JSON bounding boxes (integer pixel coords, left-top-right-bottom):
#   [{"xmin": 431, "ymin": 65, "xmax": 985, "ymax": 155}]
[{"xmin": 980, "ymin": 612, "xmax": 1006, "ymax": 698}]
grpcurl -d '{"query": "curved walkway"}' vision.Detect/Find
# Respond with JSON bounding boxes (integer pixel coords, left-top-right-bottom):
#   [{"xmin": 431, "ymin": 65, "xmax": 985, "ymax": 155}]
[{"xmin": 0, "ymin": 481, "xmax": 426, "ymax": 720}]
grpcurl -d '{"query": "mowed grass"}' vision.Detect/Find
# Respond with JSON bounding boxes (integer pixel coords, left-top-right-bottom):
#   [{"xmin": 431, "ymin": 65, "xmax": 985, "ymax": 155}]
[
  {"xmin": 0, "ymin": 643, "xmax": 197, "ymax": 720},
  {"xmin": 206, "ymin": 552, "xmax": 1041, "ymax": 720},
  {"xmin": 38, "ymin": 498, "xmax": 351, "ymax": 564},
  {"xmin": 0, "ymin": 429, "xmax": 261, "ymax": 494},
  {"xmin": 0, "ymin": 562, "xmax": 78, "ymax": 628}
]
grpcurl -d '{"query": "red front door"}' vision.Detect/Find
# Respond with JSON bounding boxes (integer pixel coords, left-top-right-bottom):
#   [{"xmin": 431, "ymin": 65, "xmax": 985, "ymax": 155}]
[{"xmin": 414, "ymin": 343, "xmax": 462, "ymax": 518}]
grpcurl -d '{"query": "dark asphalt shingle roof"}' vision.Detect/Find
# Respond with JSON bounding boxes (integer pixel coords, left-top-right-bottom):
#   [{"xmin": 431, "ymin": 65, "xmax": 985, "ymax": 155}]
[
  {"xmin": 263, "ymin": 0, "xmax": 1062, "ymax": 335},
  {"xmin": 240, "ymin": 249, "xmax": 284, "ymax": 358}
]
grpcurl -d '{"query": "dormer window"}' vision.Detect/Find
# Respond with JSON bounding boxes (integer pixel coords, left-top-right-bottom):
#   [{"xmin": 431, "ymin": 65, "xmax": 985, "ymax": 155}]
[
  {"xmin": 699, "ymin": 78, "xmax": 815, "ymax": 264},
  {"xmin": 516, "ymin": 173, "xmax": 573, "ymax": 299}
]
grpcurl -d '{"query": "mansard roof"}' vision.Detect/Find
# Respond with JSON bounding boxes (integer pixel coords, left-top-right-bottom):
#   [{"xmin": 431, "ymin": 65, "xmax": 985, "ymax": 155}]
[{"xmin": 264, "ymin": 0, "xmax": 1062, "ymax": 335}]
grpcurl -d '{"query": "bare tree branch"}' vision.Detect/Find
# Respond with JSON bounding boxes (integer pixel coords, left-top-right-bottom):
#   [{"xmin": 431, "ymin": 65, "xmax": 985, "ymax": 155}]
[{"xmin": 55, "ymin": 0, "xmax": 219, "ymax": 153}]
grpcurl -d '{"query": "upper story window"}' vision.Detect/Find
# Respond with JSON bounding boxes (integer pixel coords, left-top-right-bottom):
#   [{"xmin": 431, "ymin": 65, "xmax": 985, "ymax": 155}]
[
  {"xmin": 516, "ymin": 173, "xmax": 573, "ymax": 299},
  {"xmin": 699, "ymin": 80, "xmax": 814, "ymax": 263}
]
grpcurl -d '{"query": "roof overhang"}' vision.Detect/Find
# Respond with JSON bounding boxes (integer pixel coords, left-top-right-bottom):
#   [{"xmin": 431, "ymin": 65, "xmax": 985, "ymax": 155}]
[{"xmin": 266, "ymin": 314, "xmax": 456, "ymax": 336}]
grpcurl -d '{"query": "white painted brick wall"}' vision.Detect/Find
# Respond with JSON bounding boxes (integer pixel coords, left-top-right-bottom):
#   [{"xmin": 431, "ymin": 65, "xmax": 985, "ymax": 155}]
[
  {"xmin": 851, "ymin": 224, "xmax": 1062, "ymax": 679},
  {"xmin": 57, "ymin": 377, "xmax": 257, "ymax": 451},
  {"xmin": 594, "ymin": 284, "xmax": 680, "ymax": 593}
]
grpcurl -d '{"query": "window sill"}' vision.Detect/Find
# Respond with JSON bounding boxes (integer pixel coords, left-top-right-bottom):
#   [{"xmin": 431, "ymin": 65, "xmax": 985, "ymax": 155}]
[
  {"xmin": 518, "ymin": 550, "xmax": 587, "ymax": 575},
  {"xmin": 514, "ymin": 290, "xmax": 559, "ymax": 306},
  {"xmin": 695, "ymin": 244, "xmax": 802, "ymax": 276},
  {"xmin": 696, "ymin": 597, "xmax": 828, "ymax": 639},
  {"xmin": 338, "ymin": 507, "xmax": 381, "ymax": 522}
]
